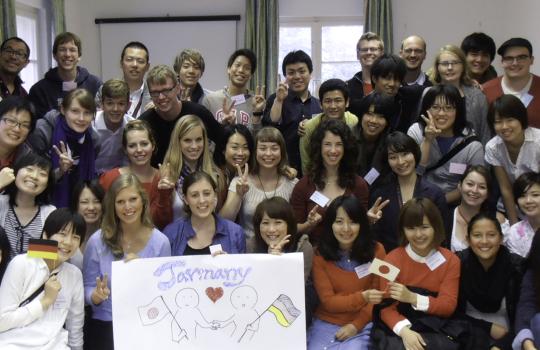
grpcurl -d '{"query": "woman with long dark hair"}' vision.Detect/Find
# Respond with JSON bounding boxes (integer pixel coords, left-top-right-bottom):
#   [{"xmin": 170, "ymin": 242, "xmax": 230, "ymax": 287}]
[
  {"xmin": 307, "ymin": 195, "xmax": 385, "ymax": 349},
  {"xmin": 291, "ymin": 119, "xmax": 369, "ymax": 244}
]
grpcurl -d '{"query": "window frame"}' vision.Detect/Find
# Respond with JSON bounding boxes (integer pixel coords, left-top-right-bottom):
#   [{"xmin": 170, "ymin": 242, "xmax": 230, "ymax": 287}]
[{"xmin": 279, "ymin": 16, "xmax": 363, "ymax": 95}]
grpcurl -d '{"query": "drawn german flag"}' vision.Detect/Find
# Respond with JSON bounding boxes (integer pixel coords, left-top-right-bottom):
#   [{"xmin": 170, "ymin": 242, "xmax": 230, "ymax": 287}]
[{"xmin": 27, "ymin": 239, "xmax": 58, "ymax": 260}]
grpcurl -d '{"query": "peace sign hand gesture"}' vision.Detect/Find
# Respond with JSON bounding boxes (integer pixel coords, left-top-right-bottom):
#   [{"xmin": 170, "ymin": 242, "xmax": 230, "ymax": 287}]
[
  {"xmin": 275, "ymin": 75, "xmax": 288, "ymax": 103},
  {"xmin": 221, "ymin": 98, "xmax": 236, "ymax": 125},
  {"xmin": 179, "ymin": 85, "xmax": 192, "ymax": 102},
  {"xmin": 252, "ymin": 85, "xmax": 266, "ymax": 113},
  {"xmin": 367, "ymin": 197, "xmax": 390, "ymax": 224},
  {"xmin": 421, "ymin": 111, "xmax": 441, "ymax": 141},
  {"xmin": 157, "ymin": 162, "xmax": 175, "ymax": 190},
  {"xmin": 268, "ymin": 234, "xmax": 291, "ymax": 255},
  {"xmin": 235, "ymin": 163, "xmax": 250, "ymax": 197},
  {"xmin": 91, "ymin": 274, "xmax": 110, "ymax": 305},
  {"xmin": 52, "ymin": 141, "xmax": 74, "ymax": 175}
]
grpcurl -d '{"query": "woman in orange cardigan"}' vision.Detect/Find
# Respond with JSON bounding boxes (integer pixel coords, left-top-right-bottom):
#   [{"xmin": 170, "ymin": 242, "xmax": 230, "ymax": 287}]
[
  {"xmin": 374, "ymin": 197, "xmax": 462, "ymax": 350},
  {"xmin": 308, "ymin": 195, "xmax": 386, "ymax": 350}
]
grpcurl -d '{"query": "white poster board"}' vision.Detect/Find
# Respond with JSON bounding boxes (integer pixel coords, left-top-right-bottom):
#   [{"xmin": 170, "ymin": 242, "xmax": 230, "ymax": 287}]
[
  {"xmin": 112, "ymin": 253, "xmax": 306, "ymax": 350},
  {"xmin": 98, "ymin": 19, "xmax": 237, "ymax": 91}
]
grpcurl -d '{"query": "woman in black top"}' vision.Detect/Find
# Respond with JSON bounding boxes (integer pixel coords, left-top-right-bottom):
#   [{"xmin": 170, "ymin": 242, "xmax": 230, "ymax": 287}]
[{"xmin": 456, "ymin": 212, "xmax": 524, "ymax": 350}]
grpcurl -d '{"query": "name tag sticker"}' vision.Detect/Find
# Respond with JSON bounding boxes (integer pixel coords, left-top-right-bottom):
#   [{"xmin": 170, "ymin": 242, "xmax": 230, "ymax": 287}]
[
  {"xmin": 230, "ymin": 94, "xmax": 246, "ymax": 106},
  {"xmin": 62, "ymin": 81, "xmax": 77, "ymax": 92},
  {"xmin": 364, "ymin": 168, "xmax": 380, "ymax": 185},
  {"xmin": 53, "ymin": 293, "xmax": 67, "ymax": 310},
  {"xmin": 355, "ymin": 262, "xmax": 371, "ymax": 279},
  {"xmin": 449, "ymin": 162, "xmax": 467, "ymax": 174},
  {"xmin": 425, "ymin": 251, "xmax": 446, "ymax": 271},
  {"xmin": 309, "ymin": 191, "xmax": 330, "ymax": 207},
  {"xmin": 209, "ymin": 244, "xmax": 223, "ymax": 255}
]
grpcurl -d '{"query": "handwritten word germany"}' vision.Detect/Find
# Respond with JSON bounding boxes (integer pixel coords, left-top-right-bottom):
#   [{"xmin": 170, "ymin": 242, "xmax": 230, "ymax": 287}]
[{"xmin": 153, "ymin": 260, "xmax": 252, "ymax": 291}]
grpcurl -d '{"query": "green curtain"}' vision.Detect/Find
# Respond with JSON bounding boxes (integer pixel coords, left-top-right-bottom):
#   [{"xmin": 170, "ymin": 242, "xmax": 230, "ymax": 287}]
[
  {"xmin": 51, "ymin": 0, "xmax": 66, "ymax": 35},
  {"xmin": 1, "ymin": 0, "xmax": 17, "ymax": 43},
  {"xmin": 364, "ymin": 0, "xmax": 393, "ymax": 53},
  {"xmin": 244, "ymin": 0, "xmax": 278, "ymax": 95}
]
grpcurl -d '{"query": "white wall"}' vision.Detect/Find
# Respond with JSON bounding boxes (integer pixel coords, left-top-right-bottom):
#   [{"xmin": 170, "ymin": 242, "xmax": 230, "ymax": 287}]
[
  {"xmin": 392, "ymin": 0, "xmax": 540, "ymax": 75},
  {"xmin": 64, "ymin": 0, "xmax": 245, "ymax": 79},
  {"xmin": 279, "ymin": 0, "xmax": 361, "ymax": 18},
  {"xmin": 65, "ymin": 0, "xmax": 540, "ymax": 80}
]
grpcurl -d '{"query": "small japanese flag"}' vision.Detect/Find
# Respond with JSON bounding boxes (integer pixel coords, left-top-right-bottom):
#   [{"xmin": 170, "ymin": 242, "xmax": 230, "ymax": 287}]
[{"xmin": 368, "ymin": 258, "xmax": 400, "ymax": 281}]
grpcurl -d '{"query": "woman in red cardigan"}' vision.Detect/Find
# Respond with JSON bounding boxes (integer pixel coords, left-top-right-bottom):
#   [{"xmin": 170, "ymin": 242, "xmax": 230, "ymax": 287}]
[
  {"xmin": 291, "ymin": 118, "xmax": 369, "ymax": 245},
  {"xmin": 374, "ymin": 197, "xmax": 462, "ymax": 350},
  {"xmin": 308, "ymin": 195, "xmax": 385, "ymax": 350}
]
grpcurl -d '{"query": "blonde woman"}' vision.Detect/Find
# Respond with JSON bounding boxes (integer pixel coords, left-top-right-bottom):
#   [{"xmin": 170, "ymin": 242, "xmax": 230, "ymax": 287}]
[
  {"xmin": 151, "ymin": 115, "xmax": 225, "ymax": 229},
  {"xmin": 426, "ymin": 44, "xmax": 491, "ymax": 144},
  {"xmin": 220, "ymin": 126, "xmax": 298, "ymax": 252},
  {"xmin": 83, "ymin": 174, "xmax": 170, "ymax": 350}
]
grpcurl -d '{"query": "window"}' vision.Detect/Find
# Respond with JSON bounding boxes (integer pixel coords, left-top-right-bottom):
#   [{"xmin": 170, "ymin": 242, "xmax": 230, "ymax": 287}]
[
  {"xmin": 279, "ymin": 18, "xmax": 363, "ymax": 96},
  {"xmin": 15, "ymin": 0, "xmax": 49, "ymax": 91}
]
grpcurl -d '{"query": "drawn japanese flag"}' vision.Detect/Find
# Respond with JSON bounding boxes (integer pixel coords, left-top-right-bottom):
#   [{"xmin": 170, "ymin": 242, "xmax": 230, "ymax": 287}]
[
  {"xmin": 138, "ymin": 296, "xmax": 170, "ymax": 325},
  {"xmin": 368, "ymin": 258, "xmax": 400, "ymax": 281}
]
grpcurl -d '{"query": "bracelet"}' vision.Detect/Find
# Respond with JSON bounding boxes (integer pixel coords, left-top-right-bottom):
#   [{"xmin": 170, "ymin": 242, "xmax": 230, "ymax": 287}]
[{"xmin": 253, "ymin": 111, "xmax": 263, "ymax": 116}]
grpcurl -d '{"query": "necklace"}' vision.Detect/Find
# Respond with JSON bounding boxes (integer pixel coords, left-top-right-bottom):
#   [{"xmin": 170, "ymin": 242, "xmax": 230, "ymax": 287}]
[
  {"xmin": 457, "ymin": 205, "xmax": 472, "ymax": 224},
  {"xmin": 257, "ymin": 173, "xmax": 279, "ymax": 200}
]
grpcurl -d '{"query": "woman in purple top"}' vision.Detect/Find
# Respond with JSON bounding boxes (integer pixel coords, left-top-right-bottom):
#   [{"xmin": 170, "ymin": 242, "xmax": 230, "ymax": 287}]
[
  {"xmin": 83, "ymin": 173, "xmax": 170, "ymax": 350},
  {"xmin": 164, "ymin": 171, "xmax": 245, "ymax": 256}
]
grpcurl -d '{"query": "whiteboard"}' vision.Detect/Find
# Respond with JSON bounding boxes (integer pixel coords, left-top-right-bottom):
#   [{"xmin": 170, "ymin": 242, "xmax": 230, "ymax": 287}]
[
  {"xmin": 98, "ymin": 19, "xmax": 238, "ymax": 91},
  {"xmin": 112, "ymin": 253, "xmax": 307, "ymax": 350}
]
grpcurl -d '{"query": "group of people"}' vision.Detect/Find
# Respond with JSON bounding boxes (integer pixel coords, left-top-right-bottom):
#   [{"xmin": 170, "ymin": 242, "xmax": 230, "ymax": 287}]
[{"xmin": 0, "ymin": 27, "xmax": 538, "ymax": 350}]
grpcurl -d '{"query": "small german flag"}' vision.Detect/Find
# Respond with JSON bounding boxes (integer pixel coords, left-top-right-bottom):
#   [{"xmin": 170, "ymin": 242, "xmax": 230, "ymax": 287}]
[{"xmin": 27, "ymin": 239, "xmax": 58, "ymax": 260}]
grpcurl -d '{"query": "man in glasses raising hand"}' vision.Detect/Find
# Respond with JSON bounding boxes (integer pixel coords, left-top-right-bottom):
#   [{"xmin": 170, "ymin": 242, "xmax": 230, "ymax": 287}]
[{"xmin": 483, "ymin": 37, "xmax": 540, "ymax": 128}]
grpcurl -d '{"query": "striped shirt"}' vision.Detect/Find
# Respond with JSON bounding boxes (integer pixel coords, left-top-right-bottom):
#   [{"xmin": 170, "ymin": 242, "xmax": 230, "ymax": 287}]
[{"xmin": 5, "ymin": 206, "xmax": 43, "ymax": 258}]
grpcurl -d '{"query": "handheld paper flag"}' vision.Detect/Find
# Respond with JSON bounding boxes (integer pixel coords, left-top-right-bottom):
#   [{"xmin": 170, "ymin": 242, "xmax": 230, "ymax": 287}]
[
  {"xmin": 266, "ymin": 294, "xmax": 301, "ymax": 327},
  {"xmin": 368, "ymin": 258, "xmax": 400, "ymax": 281},
  {"xmin": 27, "ymin": 239, "xmax": 58, "ymax": 260},
  {"xmin": 138, "ymin": 296, "xmax": 170, "ymax": 325}
]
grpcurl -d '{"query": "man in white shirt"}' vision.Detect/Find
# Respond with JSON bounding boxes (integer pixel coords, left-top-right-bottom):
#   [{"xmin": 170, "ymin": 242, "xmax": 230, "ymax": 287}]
[{"xmin": 96, "ymin": 41, "xmax": 151, "ymax": 118}]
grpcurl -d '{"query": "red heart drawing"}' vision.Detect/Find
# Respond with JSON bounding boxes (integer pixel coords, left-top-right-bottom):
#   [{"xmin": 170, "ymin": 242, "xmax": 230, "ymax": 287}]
[{"xmin": 206, "ymin": 287, "xmax": 224, "ymax": 303}]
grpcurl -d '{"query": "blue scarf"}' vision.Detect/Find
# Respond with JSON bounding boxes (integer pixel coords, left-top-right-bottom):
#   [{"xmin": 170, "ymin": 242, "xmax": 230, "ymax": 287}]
[{"xmin": 51, "ymin": 116, "xmax": 95, "ymax": 207}]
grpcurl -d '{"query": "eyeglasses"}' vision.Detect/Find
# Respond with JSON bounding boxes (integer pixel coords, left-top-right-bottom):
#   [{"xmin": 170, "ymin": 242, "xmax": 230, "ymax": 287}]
[
  {"xmin": 403, "ymin": 48, "xmax": 425, "ymax": 55},
  {"xmin": 438, "ymin": 61, "xmax": 462, "ymax": 68},
  {"xmin": 358, "ymin": 47, "xmax": 381, "ymax": 53},
  {"xmin": 1, "ymin": 48, "xmax": 28, "ymax": 60},
  {"xmin": 502, "ymin": 55, "xmax": 530, "ymax": 64},
  {"xmin": 430, "ymin": 105, "xmax": 456, "ymax": 113},
  {"xmin": 149, "ymin": 85, "xmax": 177, "ymax": 98},
  {"xmin": 1, "ymin": 117, "xmax": 31, "ymax": 130}
]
